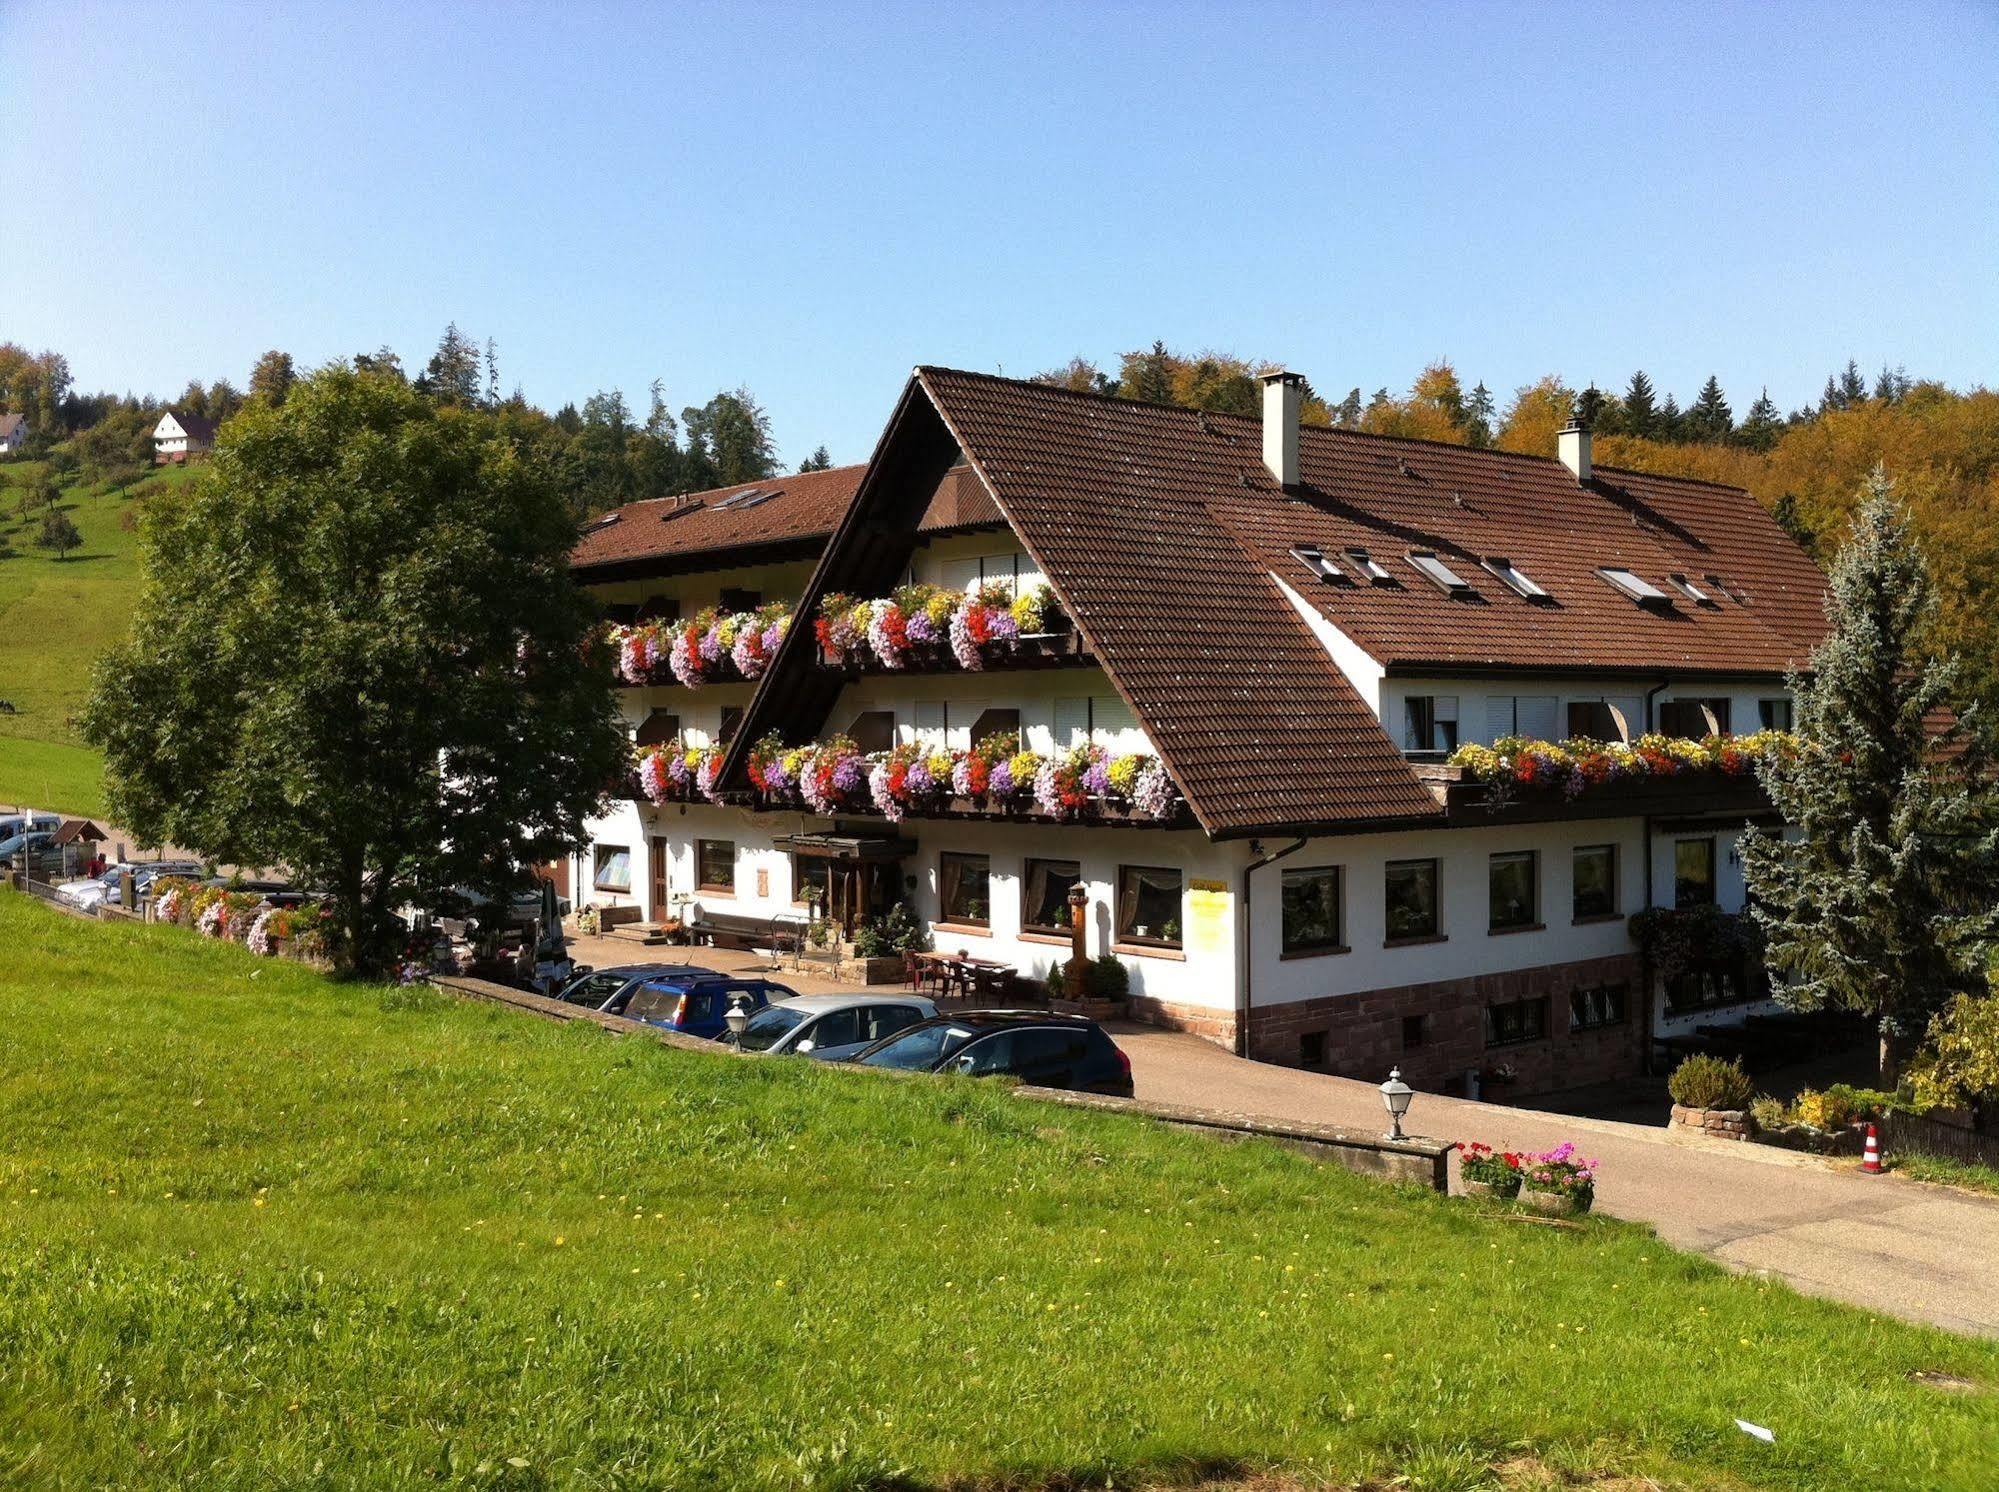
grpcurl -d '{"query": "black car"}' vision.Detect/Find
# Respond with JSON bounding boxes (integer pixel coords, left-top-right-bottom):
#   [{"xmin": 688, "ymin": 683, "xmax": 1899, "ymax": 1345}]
[
  {"xmin": 851, "ymin": 1010, "xmax": 1133, "ymax": 1096},
  {"xmin": 553, "ymin": 963, "xmax": 716, "ymax": 1013}
]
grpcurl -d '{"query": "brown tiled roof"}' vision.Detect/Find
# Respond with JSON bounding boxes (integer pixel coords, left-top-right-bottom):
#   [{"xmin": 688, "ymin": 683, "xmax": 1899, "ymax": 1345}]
[
  {"xmin": 165, "ymin": 409, "xmax": 217, "ymax": 442},
  {"xmin": 917, "ymin": 368, "xmax": 1446, "ymax": 835},
  {"xmin": 570, "ymin": 463, "xmax": 1001, "ymax": 574}
]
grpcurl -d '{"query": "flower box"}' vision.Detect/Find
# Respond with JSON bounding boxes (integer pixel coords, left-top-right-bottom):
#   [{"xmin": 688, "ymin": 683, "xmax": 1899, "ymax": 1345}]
[
  {"xmin": 1520, "ymin": 1185, "xmax": 1593, "ymax": 1217},
  {"xmin": 1462, "ymin": 1176, "xmax": 1521, "ymax": 1201}
]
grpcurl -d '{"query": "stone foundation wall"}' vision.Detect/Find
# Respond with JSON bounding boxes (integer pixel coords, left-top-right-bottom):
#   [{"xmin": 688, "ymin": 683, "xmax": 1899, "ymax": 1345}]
[
  {"xmin": 1129, "ymin": 953, "xmax": 1647, "ymax": 1098},
  {"xmin": 1670, "ymin": 1104, "xmax": 1753, "ymax": 1141}
]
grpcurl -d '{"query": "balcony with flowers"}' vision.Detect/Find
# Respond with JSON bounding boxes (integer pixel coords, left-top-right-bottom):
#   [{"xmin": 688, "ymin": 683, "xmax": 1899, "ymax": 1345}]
[
  {"xmin": 608, "ymin": 603, "xmax": 792, "ymax": 688},
  {"xmin": 1424, "ymin": 730, "xmax": 1800, "ymax": 822},
  {"xmin": 813, "ymin": 582, "xmax": 1090, "ymax": 675}
]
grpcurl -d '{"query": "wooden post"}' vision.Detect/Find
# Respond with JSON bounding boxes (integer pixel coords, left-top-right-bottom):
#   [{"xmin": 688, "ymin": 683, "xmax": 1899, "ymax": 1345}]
[{"xmin": 1063, "ymin": 882, "xmax": 1090, "ymax": 999}]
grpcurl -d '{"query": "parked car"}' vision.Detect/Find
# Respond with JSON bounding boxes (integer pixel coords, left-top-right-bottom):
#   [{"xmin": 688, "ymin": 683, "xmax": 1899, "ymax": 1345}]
[
  {"xmin": 0, "ymin": 830, "xmax": 56, "ymax": 861},
  {"xmin": 118, "ymin": 863, "xmax": 205, "ymax": 906},
  {"xmin": 552, "ymin": 963, "xmax": 717, "ymax": 1013},
  {"xmin": 607, "ymin": 973, "xmax": 796, "ymax": 1040},
  {"xmin": 728, "ymin": 994, "xmax": 938, "ymax": 1061},
  {"xmin": 850, "ymin": 1010, "xmax": 1134, "ymax": 1095},
  {"xmin": 0, "ymin": 813, "xmax": 57, "ymax": 840}
]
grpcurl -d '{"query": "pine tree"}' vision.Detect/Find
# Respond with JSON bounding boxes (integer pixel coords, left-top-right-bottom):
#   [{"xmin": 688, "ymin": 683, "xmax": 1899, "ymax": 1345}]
[
  {"xmin": 1333, "ymin": 388, "xmax": 1363, "ymax": 428},
  {"xmin": 248, "ymin": 350, "xmax": 296, "ymax": 407},
  {"xmin": 1621, "ymin": 371, "xmax": 1658, "ymax": 439},
  {"xmin": 1736, "ymin": 387, "xmax": 1783, "ymax": 451},
  {"xmin": 1658, "ymin": 393, "xmax": 1685, "ymax": 441},
  {"xmin": 1464, "ymin": 382, "xmax": 1495, "ymax": 446},
  {"xmin": 1687, "ymin": 375, "xmax": 1733, "ymax": 440},
  {"xmin": 416, "ymin": 323, "xmax": 483, "ymax": 408},
  {"xmin": 1873, "ymin": 364, "xmax": 1910, "ymax": 403},
  {"xmin": 1839, "ymin": 359, "xmax": 1868, "ymax": 407},
  {"xmin": 1820, "ymin": 373, "xmax": 1845, "ymax": 415},
  {"xmin": 1119, "ymin": 341, "xmax": 1175, "ymax": 405},
  {"xmin": 1740, "ymin": 470, "xmax": 1999, "ymax": 1080},
  {"xmin": 797, "ymin": 444, "xmax": 833, "ymax": 473},
  {"xmin": 1575, "ymin": 383, "xmax": 1608, "ymax": 431}
]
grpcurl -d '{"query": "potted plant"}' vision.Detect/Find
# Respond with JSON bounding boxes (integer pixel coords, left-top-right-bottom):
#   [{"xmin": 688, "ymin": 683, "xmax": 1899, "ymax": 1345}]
[
  {"xmin": 1455, "ymin": 1141, "xmax": 1523, "ymax": 1199},
  {"xmin": 1518, "ymin": 1142, "xmax": 1597, "ymax": 1216},
  {"xmin": 1481, "ymin": 1062, "xmax": 1519, "ymax": 1101}
]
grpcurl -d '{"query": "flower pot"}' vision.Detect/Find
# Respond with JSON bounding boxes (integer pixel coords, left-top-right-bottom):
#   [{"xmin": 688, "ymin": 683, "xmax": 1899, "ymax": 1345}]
[
  {"xmin": 1521, "ymin": 1185, "xmax": 1593, "ymax": 1217},
  {"xmin": 1463, "ymin": 1177, "xmax": 1521, "ymax": 1201}
]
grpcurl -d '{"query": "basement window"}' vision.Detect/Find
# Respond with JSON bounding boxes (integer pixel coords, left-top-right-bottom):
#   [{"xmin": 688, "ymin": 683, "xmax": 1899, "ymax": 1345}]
[
  {"xmin": 1598, "ymin": 567, "xmax": 1672, "ymax": 608},
  {"xmin": 1407, "ymin": 551, "xmax": 1473, "ymax": 595},
  {"xmin": 1666, "ymin": 572, "xmax": 1717, "ymax": 606},
  {"xmin": 1481, "ymin": 556, "xmax": 1553, "ymax": 603},
  {"xmin": 1346, "ymin": 548, "xmax": 1394, "ymax": 585},
  {"xmin": 1289, "ymin": 546, "xmax": 1352, "ymax": 585}
]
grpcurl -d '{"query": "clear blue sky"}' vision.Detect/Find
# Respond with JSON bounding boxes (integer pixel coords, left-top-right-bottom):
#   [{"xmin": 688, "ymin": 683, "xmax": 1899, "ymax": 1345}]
[{"xmin": 5, "ymin": 1, "xmax": 1993, "ymax": 465}]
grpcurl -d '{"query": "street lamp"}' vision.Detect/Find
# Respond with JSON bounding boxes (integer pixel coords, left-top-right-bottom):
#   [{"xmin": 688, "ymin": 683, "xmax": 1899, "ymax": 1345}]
[
  {"xmin": 724, "ymin": 998, "xmax": 752, "ymax": 1048},
  {"xmin": 1380, "ymin": 1067, "xmax": 1415, "ymax": 1142}
]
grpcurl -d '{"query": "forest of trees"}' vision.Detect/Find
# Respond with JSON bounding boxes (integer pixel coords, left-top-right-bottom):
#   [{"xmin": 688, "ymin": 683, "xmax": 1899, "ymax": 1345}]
[
  {"xmin": 1036, "ymin": 344, "xmax": 1999, "ymax": 710},
  {"xmin": 0, "ymin": 325, "xmax": 823, "ymax": 519}
]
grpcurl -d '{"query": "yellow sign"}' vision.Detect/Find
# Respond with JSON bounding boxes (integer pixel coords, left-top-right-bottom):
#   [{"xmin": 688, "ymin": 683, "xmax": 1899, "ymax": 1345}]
[{"xmin": 1185, "ymin": 877, "xmax": 1231, "ymax": 954}]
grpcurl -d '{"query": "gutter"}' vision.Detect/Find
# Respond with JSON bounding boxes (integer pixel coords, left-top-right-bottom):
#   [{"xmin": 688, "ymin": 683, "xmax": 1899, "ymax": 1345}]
[{"xmin": 1236, "ymin": 837, "xmax": 1308, "ymax": 1059}]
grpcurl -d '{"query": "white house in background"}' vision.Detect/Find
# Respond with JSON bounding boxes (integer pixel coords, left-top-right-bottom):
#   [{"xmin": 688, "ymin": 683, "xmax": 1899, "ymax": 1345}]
[
  {"xmin": 152, "ymin": 409, "xmax": 216, "ymax": 464},
  {"xmin": 0, "ymin": 413, "xmax": 27, "ymax": 454},
  {"xmin": 570, "ymin": 367, "xmax": 1831, "ymax": 1099}
]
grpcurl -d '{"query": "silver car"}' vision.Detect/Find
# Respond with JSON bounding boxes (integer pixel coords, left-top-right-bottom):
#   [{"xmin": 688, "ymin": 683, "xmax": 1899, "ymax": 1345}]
[{"xmin": 729, "ymin": 994, "xmax": 938, "ymax": 1061}]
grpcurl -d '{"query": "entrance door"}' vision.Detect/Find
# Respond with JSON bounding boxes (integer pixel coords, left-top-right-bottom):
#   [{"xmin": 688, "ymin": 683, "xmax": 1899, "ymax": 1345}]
[{"xmin": 649, "ymin": 836, "xmax": 670, "ymax": 923}]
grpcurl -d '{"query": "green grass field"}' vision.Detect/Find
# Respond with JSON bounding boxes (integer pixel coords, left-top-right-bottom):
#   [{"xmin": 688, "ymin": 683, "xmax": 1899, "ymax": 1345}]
[
  {"xmin": 1, "ymin": 894, "xmax": 1994, "ymax": 1492},
  {"xmin": 0, "ymin": 460, "xmax": 191, "ymax": 816}
]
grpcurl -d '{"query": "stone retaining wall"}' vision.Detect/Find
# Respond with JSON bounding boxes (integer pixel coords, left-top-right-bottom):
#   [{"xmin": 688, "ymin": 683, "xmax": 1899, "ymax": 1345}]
[{"xmin": 1670, "ymin": 1103, "xmax": 1754, "ymax": 1141}]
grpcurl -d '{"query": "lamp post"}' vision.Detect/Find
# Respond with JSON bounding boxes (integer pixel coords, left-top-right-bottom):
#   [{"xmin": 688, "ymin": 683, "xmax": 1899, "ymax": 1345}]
[
  {"xmin": 724, "ymin": 998, "xmax": 752, "ymax": 1049},
  {"xmin": 1380, "ymin": 1067, "xmax": 1414, "ymax": 1142}
]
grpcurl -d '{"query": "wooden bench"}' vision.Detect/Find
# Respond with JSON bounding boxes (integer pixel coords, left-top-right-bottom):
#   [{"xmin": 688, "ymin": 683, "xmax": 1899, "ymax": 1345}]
[{"xmin": 689, "ymin": 908, "xmax": 776, "ymax": 951}]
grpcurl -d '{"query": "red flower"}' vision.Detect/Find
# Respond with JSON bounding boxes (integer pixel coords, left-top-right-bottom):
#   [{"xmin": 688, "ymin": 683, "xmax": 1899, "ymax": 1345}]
[
  {"xmin": 814, "ymin": 616, "xmax": 834, "ymax": 652},
  {"xmin": 966, "ymin": 604, "xmax": 993, "ymax": 644}
]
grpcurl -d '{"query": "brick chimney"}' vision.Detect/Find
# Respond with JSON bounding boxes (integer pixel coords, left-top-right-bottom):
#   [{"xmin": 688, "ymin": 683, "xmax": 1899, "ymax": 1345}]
[
  {"xmin": 1259, "ymin": 370, "xmax": 1304, "ymax": 487},
  {"xmin": 1557, "ymin": 419, "xmax": 1591, "ymax": 484}
]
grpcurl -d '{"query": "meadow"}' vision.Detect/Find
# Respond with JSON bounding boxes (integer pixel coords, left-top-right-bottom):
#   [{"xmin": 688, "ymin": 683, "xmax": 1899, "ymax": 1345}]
[{"xmin": 1, "ymin": 893, "xmax": 1995, "ymax": 1491}]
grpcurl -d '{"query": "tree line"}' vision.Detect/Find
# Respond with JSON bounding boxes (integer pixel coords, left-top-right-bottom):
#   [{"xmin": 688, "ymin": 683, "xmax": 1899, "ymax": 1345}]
[{"xmin": 0, "ymin": 325, "xmax": 832, "ymax": 520}]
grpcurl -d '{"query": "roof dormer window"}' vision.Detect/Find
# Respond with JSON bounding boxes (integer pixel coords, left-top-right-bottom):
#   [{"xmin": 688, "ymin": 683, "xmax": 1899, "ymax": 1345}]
[
  {"xmin": 1289, "ymin": 546, "xmax": 1352, "ymax": 585},
  {"xmin": 1481, "ymin": 556, "xmax": 1553, "ymax": 603},
  {"xmin": 1598, "ymin": 567, "xmax": 1672, "ymax": 608},
  {"xmin": 1346, "ymin": 548, "xmax": 1394, "ymax": 585},
  {"xmin": 1406, "ymin": 550, "xmax": 1474, "ymax": 596}
]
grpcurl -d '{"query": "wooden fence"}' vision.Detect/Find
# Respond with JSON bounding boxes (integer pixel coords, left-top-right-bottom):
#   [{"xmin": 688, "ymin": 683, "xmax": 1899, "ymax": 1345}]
[{"xmin": 1880, "ymin": 1109, "xmax": 1999, "ymax": 1169}]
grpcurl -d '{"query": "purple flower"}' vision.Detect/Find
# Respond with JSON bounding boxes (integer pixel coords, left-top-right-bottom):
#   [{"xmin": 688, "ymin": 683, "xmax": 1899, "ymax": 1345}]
[
  {"xmin": 831, "ymin": 756, "xmax": 865, "ymax": 793},
  {"xmin": 906, "ymin": 757, "xmax": 936, "ymax": 794},
  {"xmin": 905, "ymin": 610, "xmax": 938, "ymax": 644},
  {"xmin": 699, "ymin": 626, "xmax": 724, "ymax": 664},
  {"xmin": 1082, "ymin": 760, "xmax": 1112, "ymax": 795},
  {"xmin": 989, "ymin": 760, "xmax": 1016, "ymax": 797}
]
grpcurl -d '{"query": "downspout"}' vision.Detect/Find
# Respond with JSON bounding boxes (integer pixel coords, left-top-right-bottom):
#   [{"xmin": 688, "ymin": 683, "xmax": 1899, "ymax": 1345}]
[
  {"xmin": 1236, "ymin": 837, "xmax": 1308, "ymax": 1059},
  {"xmin": 1639, "ymin": 680, "xmax": 1669, "ymax": 1075}
]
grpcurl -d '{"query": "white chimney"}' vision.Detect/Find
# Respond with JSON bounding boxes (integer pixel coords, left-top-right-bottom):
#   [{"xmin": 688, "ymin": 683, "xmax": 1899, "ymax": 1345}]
[
  {"xmin": 1557, "ymin": 420, "xmax": 1591, "ymax": 484},
  {"xmin": 1259, "ymin": 370, "xmax": 1304, "ymax": 487}
]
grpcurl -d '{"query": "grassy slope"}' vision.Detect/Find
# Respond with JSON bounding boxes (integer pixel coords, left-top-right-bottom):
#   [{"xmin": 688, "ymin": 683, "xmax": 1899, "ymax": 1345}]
[
  {"xmin": 1, "ymin": 897, "xmax": 1995, "ymax": 1492},
  {"xmin": 0, "ymin": 461, "xmax": 191, "ymax": 816}
]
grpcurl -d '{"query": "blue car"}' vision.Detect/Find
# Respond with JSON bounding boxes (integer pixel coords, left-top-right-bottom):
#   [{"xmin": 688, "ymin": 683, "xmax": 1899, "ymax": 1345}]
[
  {"xmin": 606, "ymin": 973, "xmax": 796, "ymax": 1040},
  {"xmin": 0, "ymin": 830, "xmax": 55, "ymax": 860},
  {"xmin": 553, "ymin": 963, "xmax": 718, "ymax": 1014}
]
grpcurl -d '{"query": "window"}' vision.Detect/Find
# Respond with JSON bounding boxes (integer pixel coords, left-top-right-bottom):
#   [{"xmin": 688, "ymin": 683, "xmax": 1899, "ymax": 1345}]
[
  {"xmin": 1488, "ymin": 851, "xmax": 1539, "ymax": 932},
  {"xmin": 847, "ymin": 709, "xmax": 896, "ymax": 753},
  {"xmin": 635, "ymin": 593, "xmax": 679, "ymax": 621},
  {"xmin": 634, "ymin": 710, "xmax": 681, "ymax": 747},
  {"xmin": 1489, "ymin": 695, "xmax": 1559, "ymax": 742},
  {"xmin": 1482, "ymin": 556, "xmax": 1553, "ymax": 602},
  {"xmin": 1666, "ymin": 573, "xmax": 1714, "ymax": 606},
  {"xmin": 1758, "ymin": 697, "xmax": 1794, "ymax": 731},
  {"xmin": 1572, "ymin": 844, "xmax": 1618, "ymax": 920},
  {"xmin": 1347, "ymin": 548, "xmax": 1394, "ymax": 584},
  {"xmin": 1290, "ymin": 546, "xmax": 1351, "ymax": 584},
  {"xmin": 791, "ymin": 854, "xmax": 831, "ymax": 911},
  {"xmin": 1054, "ymin": 697, "xmax": 1090, "ymax": 749},
  {"xmin": 799, "ymin": 1008, "xmax": 861, "ymax": 1051},
  {"xmin": 1674, "ymin": 838, "xmax": 1716, "ymax": 908},
  {"xmin": 1665, "ymin": 963, "xmax": 1764, "ymax": 1014},
  {"xmin": 1567, "ymin": 699, "xmax": 1631, "ymax": 743},
  {"xmin": 1706, "ymin": 572, "xmax": 1749, "ymax": 605},
  {"xmin": 1569, "ymin": 982, "xmax": 1630, "ymax": 1032},
  {"xmin": 1484, "ymin": 996, "xmax": 1549, "ymax": 1047},
  {"xmin": 697, "ymin": 839, "xmax": 736, "ymax": 892},
  {"xmin": 969, "ymin": 707, "xmax": 1020, "ymax": 745},
  {"xmin": 1384, "ymin": 859, "xmax": 1440, "ymax": 941},
  {"xmin": 1298, "ymin": 1030, "xmax": 1328, "ymax": 1067},
  {"xmin": 593, "ymin": 844, "xmax": 632, "ymax": 892},
  {"xmin": 938, "ymin": 852, "xmax": 991, "ymax": 926},
  {"xmin": 1022, "ymin": 858, "xmax": 1081, "ymax": 934},
  {"xmin": 1403, "ymin": 695, "xmax": 1460, "ymax": 752},
  {"xmin": 1402, "ymin": 1014, "xmax": 1428, "ymax": 1049},
  {"xmin": 1280, "ymin": 865, "xmax": 1345, "ymax": 955},
  {"xmin": 913, "ymin": 699, "xmax": 948, "ymax": 746},
  {"xmin": 1407, "ymin": 550, "xmax": 1473, "ymax": 594},
  {"xmin": 718, "ymin": 587, "xmax": 762, "ymax": 612},
  {"xmin": 1598, "ymin": 567, "xmax": 1671, "ymax": 606},
  {"xmin": 1659, "ymin": 698, "xmax": 1730, "ymax": 738},
  {"xmin": 601, "ymin": 601, "xmax": 640, "ymax": 626},
  {"xmin": 1117, "ymin": 864, "xmax": 1183, "ymax": 948}
]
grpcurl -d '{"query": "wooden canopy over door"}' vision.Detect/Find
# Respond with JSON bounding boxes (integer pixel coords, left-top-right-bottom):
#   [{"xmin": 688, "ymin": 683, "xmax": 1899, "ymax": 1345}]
[{"xmin": 774, "ymin": 831, "xmax": 916, "ymax": 938}]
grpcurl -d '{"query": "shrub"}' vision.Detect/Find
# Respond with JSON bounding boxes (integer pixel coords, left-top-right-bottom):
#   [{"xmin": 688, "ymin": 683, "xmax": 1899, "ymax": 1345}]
[
  {"xmin": 1668, "ymin": 1053, "xmax": 1755, "ymax": 1111},
  {"xmin": 852, "ymin": 904, "xmax": 929, "ymax": 958},
  {"xmin": 1909, "ymin": 991, "xmax": 1999, "ymax": 1112},
  {"xmin": 1084, "ymin": 952, "xmax": 1130, "ymax": 1002},
  {"xmin": 1750, "ymin": 1094, "xmax": 1790, "ymax": 1130}
]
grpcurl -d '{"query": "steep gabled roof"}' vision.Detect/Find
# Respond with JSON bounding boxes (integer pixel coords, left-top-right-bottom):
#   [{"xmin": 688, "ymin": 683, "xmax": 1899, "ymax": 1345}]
[
  {"xmin": 570, "ymin": 463, "xmax": 1001, "ymax": 578},
  {"xmin": 160, "ymin": 409, "xmax": 217, "ymax": 442}
]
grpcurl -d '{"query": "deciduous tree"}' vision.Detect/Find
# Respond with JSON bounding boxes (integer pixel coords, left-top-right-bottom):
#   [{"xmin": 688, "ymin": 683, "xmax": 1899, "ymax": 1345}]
[
  {"xmin": 81, "ymin": 366, "xmax": 628, "ymax": 973},
  {"xmin": 34, "ymin": 506, "xmax": 81, "ymax": 559}
]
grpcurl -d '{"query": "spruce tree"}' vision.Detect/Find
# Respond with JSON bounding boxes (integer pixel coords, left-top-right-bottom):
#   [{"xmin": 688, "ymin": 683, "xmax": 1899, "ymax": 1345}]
[
  {"xmin": 798, "ymin": 444, "xmax": 833, "ymax": 473},
  {"xmin": 1737, "ymin": 388, "xmax": 1783, "ymax": 451},
  {"xmin": 1740, "ymin": 470, "xmax": 1999, "ymax": 1079},
  {"xmin": 1658, "ymin": 393, "xmax": 1684, "ymax": 441},
  {"xmin": 1687, "ymin": 375, "xmax": 1733, "ymax": 440},
  {"xmin": 1838, "ymin": 359, "xmax": 1868, "ymax": 407},
  {"xmin": 1621, "ymin": 371, "xmax": 1658, "ymax": 439},
  {"xmin": 1464, "ymin": 382, "xmax": 1495, "ymax": 446},
  {"xmin": 1333, "ymin": 388, "xmax": 1363, "ymax": 428}
]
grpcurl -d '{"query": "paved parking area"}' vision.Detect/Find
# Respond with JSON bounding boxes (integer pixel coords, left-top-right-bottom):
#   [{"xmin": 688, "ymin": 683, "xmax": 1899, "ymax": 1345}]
[{"xmin": 1113, "ymin": 1024, "xmax": 1999, "ymax": 1338}]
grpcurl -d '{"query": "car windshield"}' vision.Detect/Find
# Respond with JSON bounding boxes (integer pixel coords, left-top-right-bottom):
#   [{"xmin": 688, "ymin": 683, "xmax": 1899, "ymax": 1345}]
[
  {"xmin": 737, "ymin": 1004, "xmax": 808, "ymax": 1052},
  {"xmin": 856, "ymin": 1022, "xmax": 980, "ymax": 1071}
]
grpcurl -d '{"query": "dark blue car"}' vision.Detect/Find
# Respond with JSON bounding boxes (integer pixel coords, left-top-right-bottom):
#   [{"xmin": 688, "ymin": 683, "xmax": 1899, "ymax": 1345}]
[
  {"xmin": 554, "ymin": 963, "xmax": 716, "ymax": 1014},
  {"xmin": 606, "ymin": 973, "xmax": 795, "ymax": 1040}
]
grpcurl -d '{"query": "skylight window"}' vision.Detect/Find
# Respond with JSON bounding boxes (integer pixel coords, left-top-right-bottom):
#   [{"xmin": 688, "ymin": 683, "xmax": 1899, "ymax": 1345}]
[
  {"xmin": 1345, "ymin": 548, "xmax": 1395, "ymax": 585},
  {"xmin": 1289, "ymin": 546, "xmax": 1352, "ymax": 585},
  {"xmin": 1666, "ymin": 572, "xmax": 1717, "ymax": 606},
  {"xmin": 1482, "ymin": 556, "xmax": 1553, "ymax": 603},
  {"xmin": 1598, "ymin": 568, "xmax": 1672, "ymax": 607},
  {"xmin": 1705, "ymin": 572, "xmax": 1750, "ymax": 604},
  {"xmin": 710, "ymin": 486, "xmax": 777, "ymax": 512},
  {"xmin": 1406, "ymin": 550, "xmax": 1473, "ymax": 595},
  {"xmin": 582, "ymin": 512, "xmax": 621, "ymax": 533}
]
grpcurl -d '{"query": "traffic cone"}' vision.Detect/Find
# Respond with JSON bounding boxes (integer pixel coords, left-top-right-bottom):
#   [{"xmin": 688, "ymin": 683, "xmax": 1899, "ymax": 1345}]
[{"xmin": 1862, "ymin": 1123, "xmax": 1883, "ymax": 1175}]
